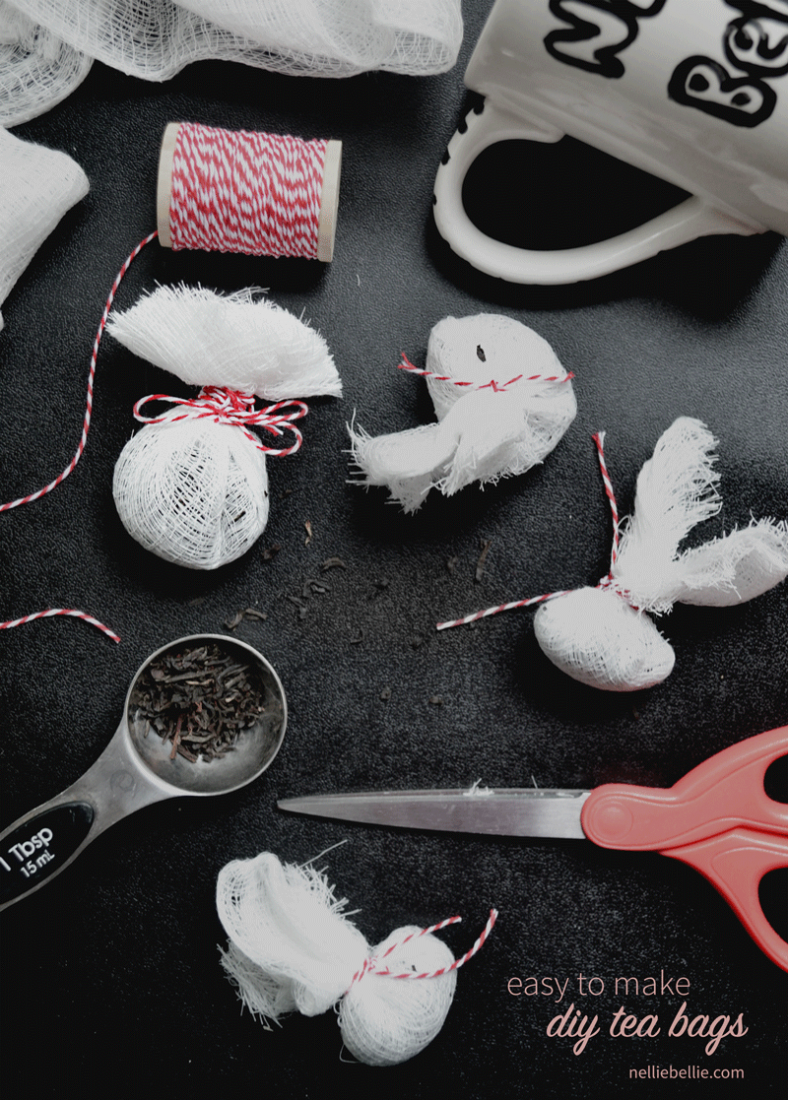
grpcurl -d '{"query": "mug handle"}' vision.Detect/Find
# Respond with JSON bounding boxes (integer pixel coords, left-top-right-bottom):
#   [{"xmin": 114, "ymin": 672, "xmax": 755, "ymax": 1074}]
[{"xmin": 433, "ymin": 101, "xmax": 760, "ymax": 285}]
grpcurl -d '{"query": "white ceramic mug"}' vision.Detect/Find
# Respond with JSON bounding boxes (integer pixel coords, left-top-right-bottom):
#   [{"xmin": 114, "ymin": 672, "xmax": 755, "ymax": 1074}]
[{"xmin": 434, "ymin": 0, "xmax": 788, "ymax": 283}]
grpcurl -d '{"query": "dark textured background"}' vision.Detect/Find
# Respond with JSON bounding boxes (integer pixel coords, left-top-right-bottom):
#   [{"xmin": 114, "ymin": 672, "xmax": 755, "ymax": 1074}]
[{"xmin": 1, "ymin": 2, "xmax": 786, "ymax": 1096}]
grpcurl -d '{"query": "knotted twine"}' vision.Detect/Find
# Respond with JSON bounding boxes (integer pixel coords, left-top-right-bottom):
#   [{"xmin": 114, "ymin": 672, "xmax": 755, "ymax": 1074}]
[
  {"xmin": 439, "ymin": 418, "xmax": 788, "ymax": 691},
  {"xmin": 348, "ymin": 314, "xmax": 576, "ymax": 512},
  {"xmin": 216, "ymin": 851, "xmax": 497, "ymax": 1066},
  {"xmin": 108, "ymin": 283, "xmax": 341, "ymax": 569}
]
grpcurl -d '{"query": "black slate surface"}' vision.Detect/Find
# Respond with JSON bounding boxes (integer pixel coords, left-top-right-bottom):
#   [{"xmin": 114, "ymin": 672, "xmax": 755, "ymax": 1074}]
[{"xmin": 1, "ymin": 3, "xmax": 786, "ymax": 1097}]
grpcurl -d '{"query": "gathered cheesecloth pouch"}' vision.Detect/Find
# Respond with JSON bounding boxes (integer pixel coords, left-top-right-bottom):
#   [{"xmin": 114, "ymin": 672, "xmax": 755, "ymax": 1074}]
[
  {"xmin": 0, "ymin": 125, "xmax": 88, "ymax": 329},
  {"xmin": 216, "ymin": 851, "xmax": 473, "ymax": 1067},
  {"xmin": 1, "ymin": 1, "xmax": 462, "ymax": 123},
  {"xmin": 348, "ymin": 314, "xmax": 577, "ymax": 513},
  {"xmin": 108, "ymin": 284, "xmax": 341, "ymax": 570},
  {"xmin": 533, "ymin": 418, "xmax": 788, "ymax": 691}
]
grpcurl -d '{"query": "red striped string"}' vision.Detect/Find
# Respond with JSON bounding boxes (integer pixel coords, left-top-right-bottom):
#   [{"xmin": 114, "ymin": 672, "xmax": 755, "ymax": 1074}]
[
  {"xmin": 592, "ymin": 430, "xmax": 620, "ymax": 572},
  {"xmin": 437, "ymin": 589, "xmax": 573, "ymax": 631},
  {"xmin": 0, "ymin": 608, "xmax": 120, "ymax": 643},
  {"xmin": 133, "ymin": 387, "xmax": 308, "ymax": 456},
  {"xmin": 399, "ymin": 353, "xmax": 573, "ymax": 392},
  {"xmin": 437, "ymin": 431, "xmax": 623, "ymax": 631},
  {"xmin": 0, "ymin": 232, "xmax": 157, "ymax": 513},
  {"xmin": 169, "ymin": 122, "xmax": 327, "ymax": 259},
  {"xmin": 347, "ymin": 909, "xmax": 497, "ymax": 989}
]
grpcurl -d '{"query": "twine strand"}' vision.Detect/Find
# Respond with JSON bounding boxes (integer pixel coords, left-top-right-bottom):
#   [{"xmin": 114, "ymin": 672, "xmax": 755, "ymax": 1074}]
[
  {"xmin": 347, "ymin": 909, "xmax": 497, "ymax": 989},
  {"xmin": 399, "ymin": 353, "xmax": 574, "ymax": 392},
  {"xmin": 436, "ymin": 432, "xmax": 624, "ymax": 631},
  {"xmin": 0, "ymin": 608, "xmax": 120, "ymax": 643},
  {"xmin": 0, "ymin": 232, "xmax": 157, "ymax": 513}
]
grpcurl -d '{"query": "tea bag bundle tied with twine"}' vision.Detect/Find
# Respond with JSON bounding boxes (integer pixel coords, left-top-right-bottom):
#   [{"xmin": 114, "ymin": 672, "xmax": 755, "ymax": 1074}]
[
  {"xmin": 216, "ymin": 851, "xmax": 496, "ymax": 1066},
  {"xmin": 349, "ymin": 314, "xmax": 577, "ymax": 513},
  {"xmin": 108, "ymin": 284, "xmax": 341, "ymax": 570},
  {"xmin": 440, "ymin": 418, "xmax": 788, "ymax": 692}
]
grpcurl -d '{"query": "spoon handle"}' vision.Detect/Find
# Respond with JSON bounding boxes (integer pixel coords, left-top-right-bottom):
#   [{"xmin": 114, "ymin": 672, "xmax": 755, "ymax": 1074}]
[{"xmin": 0, "ymin": 728, "xmax": 171, "ymax": 910}]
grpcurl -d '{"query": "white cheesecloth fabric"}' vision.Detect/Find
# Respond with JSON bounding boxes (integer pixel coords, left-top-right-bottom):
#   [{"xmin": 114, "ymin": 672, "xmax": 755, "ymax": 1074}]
[
  {"xmin": 0, "ymin": 125, "xmax": 88, "ymax": 330},
  {"xmin": 108, "ymin": 284, "xmax": 341, "ymax": 570},
  {"xmin": 348, "ymin": 314, "xmax": 577, "ymax": 513},
  {"xmin": 0, "ymin": 2, "xmax": 92, "ymax": 126},
  {"xmin": 534, "ymin": 418, "xmax": 788, "ymax": 691},
  {"xmin": 216, "ymin": 851, "xmax": 457, "ymax": 1066},
  {"xmin": 0, "ymin": 0, "xmax": 463, "ymax": 123}
]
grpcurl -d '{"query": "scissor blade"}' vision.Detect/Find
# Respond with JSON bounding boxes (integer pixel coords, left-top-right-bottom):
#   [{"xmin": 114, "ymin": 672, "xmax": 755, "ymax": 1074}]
[{"xmin": 277, "ymin": 788, "xmax": 591, "ymax": 838}]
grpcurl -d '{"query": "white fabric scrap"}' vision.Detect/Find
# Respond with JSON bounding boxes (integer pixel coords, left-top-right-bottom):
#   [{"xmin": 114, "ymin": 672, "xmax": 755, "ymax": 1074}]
[
  {"xmin": 534, "ymin": 418, "xmax": 788, "ymax": 691},
  {"xmin": 0, "ymin": 124, "xmax": 88, "ymax": 330},
  {"xmin": 1, "ymin": 1, "xmax": 462, "ymax": 119},
  {"xmin": 0, "ymin": 2, "xmax": 92, "ymax": 126},
  {"xmin": 349, "ymin": 314, "xmax": 577, "ymax": 512}
]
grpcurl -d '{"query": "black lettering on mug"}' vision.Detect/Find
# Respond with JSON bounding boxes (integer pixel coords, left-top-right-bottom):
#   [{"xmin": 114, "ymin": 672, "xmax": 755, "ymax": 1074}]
[
  {"xmin": 546, "ymin": 1, "xmax": 637, "ymax": 78},
  {"xmin": 724, "ymin": 15, "xmax": 788, "ymax": 75},
  {"xmin": 726, "ymin": 1, "xmax": 788, "ymax": 18},
  {"xmin": 619, "ymin": 0, "xmax": 668, "ymax": 11},
  {"xmin": 668, "ymin": 56, "xmax": 776, "ymax": 126},
  {"xmin": 545, "ymin": 0, "xmax": 667, "ymax": 79}
]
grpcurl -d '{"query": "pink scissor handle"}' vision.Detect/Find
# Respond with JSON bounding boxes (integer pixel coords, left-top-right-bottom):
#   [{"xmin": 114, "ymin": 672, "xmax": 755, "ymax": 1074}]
[
  {"xmin": 582, "ymin": 725, "xmax": 788, "ymax": 971},
  {"xmin": 582, "ymin": 726, "xmax": 788, "ymax": 850},
  {"xmin": 662, "ymin": 828, "xmax": 788, "ymax": 972}
]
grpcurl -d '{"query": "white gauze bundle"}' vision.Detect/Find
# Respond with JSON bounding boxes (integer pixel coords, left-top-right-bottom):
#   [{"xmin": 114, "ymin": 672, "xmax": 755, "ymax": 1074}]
[
  {"xmin": 348, "ymin": 314, "xmax": 577, "ymax": 513},
  {"xmin": 3, "ymin": 1, "xmax": 461, "ymax": 99},
  {"xmin": 533, "ymin": 418, "xmax": 788, "ymax": 691},
  {"xmin": 108, "ymin": 284, "xmax": 341, "ymax": 569},
  {"xmin": 0, "ymin": 125, "xmax": 88, "ymax": 330},
  {"xmin": 216, "ymin": 851, "xmax": 495, "ymax": 1066}
]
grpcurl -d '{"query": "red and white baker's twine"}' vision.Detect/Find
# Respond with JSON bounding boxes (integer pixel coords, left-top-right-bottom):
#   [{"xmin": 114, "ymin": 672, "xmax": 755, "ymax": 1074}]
[
  {"xmin": 134, "ymin": 386, "xmax": 308, "ymax": 456},
  {"xmin": 0, "ymin": 232, "xmax": 157, "ymax": 514},
  {"xmin": 0, "ymin": 235, "xmax": 157, "ymax": 644},
  {"xmin": 399, "ymin": 353, "xmax": 574, "ymax": 393},
  {"xmin": 0, "ymin": 608, "xmax": 120, "ymax": 643},
  {"xmin": 169, "ymin": 122, "xmax": 327, "ymax": 259},
  {"xmin": 436, "ymin": 431, "xmax": 627, "ymax": 631},
  {"xmin": 347, "ymin": 909, "xmax": 498, "ymax": 991}
]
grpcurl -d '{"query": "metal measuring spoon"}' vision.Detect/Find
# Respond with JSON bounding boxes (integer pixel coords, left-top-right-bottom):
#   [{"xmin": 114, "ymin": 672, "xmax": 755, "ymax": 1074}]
[{"xmin": 0, "ymin": 634, "xmax": 287, "ymax": 910}]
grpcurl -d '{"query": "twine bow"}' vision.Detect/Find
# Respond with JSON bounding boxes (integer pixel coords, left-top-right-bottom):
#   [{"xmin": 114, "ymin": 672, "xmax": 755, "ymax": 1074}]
[{"xmin": 133, "ymin": 385, "xmax": 309, "ymax": 456}]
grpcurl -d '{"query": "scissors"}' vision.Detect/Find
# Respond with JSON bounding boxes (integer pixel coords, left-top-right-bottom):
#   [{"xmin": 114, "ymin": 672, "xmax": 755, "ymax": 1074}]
[{"xmin": 279, "ymin": 725, "xmax": 788, "ymax": 971}]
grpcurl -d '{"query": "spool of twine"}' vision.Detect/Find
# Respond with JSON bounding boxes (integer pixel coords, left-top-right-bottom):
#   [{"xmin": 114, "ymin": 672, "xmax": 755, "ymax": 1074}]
[{"xmin": 157, "ymin": 122, "xmax": 342, "ymax": 261}]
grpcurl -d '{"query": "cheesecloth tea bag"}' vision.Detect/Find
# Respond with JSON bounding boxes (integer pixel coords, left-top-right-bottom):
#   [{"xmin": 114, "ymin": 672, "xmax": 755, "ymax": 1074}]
[
  {"xmin": 108, "ymin": 284, "xmax": 341, "ymax": 569},
  {"xmin": 0, "ymin": 2, "xmax": 92, "ymax": 125},
  {"xmin": 5, "ymin": 0, "xmax": 462, "ymax": 92},
  {"xmin": 0, "ymin": 125, "xmax": 88, "ymax": 330},
  {"xmin": 440, "ymin": 419, "xmax": 788, "ymax": 692},
  {"xmin": 216, "ymin": 850, "xmax": 496, "ymax": 1066},
  {"xmin": 349, "ymin": 314, "xmax": 576, "ymax": 512}
]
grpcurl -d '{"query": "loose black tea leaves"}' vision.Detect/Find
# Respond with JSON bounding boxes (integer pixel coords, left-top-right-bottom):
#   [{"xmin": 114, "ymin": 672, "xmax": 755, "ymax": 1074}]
[{"xmin": 129, "ymin": 643, "xmax": 267, "ymax": 763}]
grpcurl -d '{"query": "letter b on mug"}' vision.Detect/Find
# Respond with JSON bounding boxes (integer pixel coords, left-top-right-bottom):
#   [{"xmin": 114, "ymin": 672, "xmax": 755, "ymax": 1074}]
[{"xmin": 433, "ymin": 0, "xmax": 788, "ymax": 283}]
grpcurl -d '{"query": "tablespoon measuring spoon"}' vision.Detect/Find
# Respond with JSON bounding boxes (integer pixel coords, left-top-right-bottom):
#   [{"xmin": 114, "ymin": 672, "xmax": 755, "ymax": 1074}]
[{"xmin": 0, "ymin": 634, "xmax": 287, "ymax": 910}]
